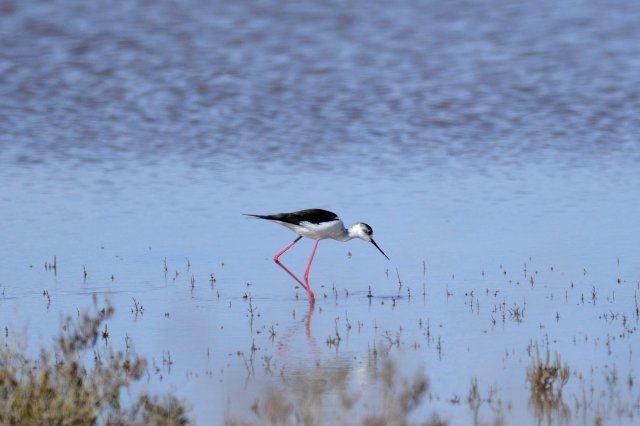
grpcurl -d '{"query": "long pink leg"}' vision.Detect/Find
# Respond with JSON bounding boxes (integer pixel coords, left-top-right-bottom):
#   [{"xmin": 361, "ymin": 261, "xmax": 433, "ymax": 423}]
[
  {"xmin": 273, "ymin": 236, "xmax": 315, "ymax": 299},
  {"xmin": 303, "ymin": 240, "xmax": 319, "ymax": 282},
  {"xmin": 273, "ymin": 236, "xmax": 302, "ymax": 262},
  {"xmin": 275, "ymin": 259, "xmax": 313, "ymax": 296}
]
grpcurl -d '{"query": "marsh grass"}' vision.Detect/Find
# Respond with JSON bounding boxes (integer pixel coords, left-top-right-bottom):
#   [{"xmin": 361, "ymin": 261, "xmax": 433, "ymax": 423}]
[
  {"xmin": 0, "ymin": 299, "xmax": 190, "ymax": 425},
  {"xmin": 226, "ymin": 358, "xmax": 445, "ymax": 426},
  {"xmin": 527, "ymin": 346, "xmax": 569, "ymax": 396},
  {"xmin": 527, "ymin": 346, "xmax": 570, "ymax": 425}
]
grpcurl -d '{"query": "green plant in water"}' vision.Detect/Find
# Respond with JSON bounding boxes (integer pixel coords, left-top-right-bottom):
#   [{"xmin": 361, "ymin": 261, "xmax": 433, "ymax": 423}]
[{"xmin": 0, "ymin": 299, "xmax": 191, "ymax": 425}]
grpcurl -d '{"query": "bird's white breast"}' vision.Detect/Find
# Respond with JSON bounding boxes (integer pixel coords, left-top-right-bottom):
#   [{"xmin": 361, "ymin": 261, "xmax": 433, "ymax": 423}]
[{"xmin": 284, "ymin": 219, "xmax": 348, "ymax": 241}]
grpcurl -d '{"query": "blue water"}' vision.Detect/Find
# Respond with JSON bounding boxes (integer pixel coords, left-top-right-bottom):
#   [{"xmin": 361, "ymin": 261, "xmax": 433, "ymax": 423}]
[{"xmin": 1, "ymin": 1, "xmax": 640, "ymax": 424}]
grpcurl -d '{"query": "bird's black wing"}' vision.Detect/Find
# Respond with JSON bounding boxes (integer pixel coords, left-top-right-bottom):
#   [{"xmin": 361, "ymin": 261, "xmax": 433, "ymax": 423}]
[{"xmin": 245, "ymin": 209, "xmax": 338, "ymax": 225}]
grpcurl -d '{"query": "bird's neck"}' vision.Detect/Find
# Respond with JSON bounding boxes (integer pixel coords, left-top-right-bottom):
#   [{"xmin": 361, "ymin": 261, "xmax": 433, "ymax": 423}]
[{"xmin": 342, "ymin": 226, "xmax": 358, "ymax": 241}]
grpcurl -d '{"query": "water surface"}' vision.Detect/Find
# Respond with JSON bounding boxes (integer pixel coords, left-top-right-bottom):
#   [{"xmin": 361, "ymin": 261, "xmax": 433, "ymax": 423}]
[{"xmin": 1, "ymin": 0, "xmax": 640, "ymax": 424}]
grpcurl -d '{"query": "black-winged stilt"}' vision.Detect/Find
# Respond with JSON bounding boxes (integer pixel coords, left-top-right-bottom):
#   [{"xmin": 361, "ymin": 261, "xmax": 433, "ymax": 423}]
[{"xmin": 245, "ymin": 208, "xmax": 389, "ymax": 300}]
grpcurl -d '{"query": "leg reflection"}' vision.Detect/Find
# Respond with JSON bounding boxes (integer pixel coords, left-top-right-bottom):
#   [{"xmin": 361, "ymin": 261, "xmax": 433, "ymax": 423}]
[{"xmin": 277, "ymin": 298, "xmax": 319, "ymax": 365}]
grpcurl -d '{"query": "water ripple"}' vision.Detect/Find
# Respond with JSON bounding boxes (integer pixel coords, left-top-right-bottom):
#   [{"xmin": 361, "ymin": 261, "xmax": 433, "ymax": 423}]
[{"xmin": 1, "ymin": 0, "xmax": 639, "ymax": 174}]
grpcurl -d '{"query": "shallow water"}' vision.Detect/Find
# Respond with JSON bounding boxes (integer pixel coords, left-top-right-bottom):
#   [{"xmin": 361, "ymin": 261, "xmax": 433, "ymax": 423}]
[{"xmin": 2, "ymin": 0, "xmax": 640, "ymax": 424}]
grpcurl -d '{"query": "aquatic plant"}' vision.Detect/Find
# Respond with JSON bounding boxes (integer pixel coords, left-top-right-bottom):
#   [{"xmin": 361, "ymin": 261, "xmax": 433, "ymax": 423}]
[
  {"xmin": 527, "ymin": 346, "xmax": 569, "ymax": 395},
  {"xmin": 0, "ymin": 299, "xmax": 190, "ymax": 425},
  {"xmin": 527, "ymin": 345, "xmax": 570, "ymax": 425}
]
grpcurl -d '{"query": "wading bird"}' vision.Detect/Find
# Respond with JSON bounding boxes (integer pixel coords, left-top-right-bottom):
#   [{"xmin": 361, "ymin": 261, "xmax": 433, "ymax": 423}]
[{"xmin": 245, "ymin": 208, "xmax": 389, "ymax": 300}]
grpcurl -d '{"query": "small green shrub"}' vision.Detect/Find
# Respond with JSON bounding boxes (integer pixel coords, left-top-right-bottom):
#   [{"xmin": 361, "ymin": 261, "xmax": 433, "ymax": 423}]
[{"xmin": 0, "ymin": 299, "xmax": 191, "ymax": 425}]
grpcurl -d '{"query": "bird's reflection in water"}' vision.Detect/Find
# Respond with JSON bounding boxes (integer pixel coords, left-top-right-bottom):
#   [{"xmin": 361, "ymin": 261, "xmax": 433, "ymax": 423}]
[{"xmin": 276, "ymin": 272, "xmax": 319, "ymax": 366}]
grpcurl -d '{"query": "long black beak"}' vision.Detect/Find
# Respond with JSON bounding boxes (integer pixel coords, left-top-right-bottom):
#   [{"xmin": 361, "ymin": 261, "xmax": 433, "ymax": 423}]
[{"xmin": 371, "ymin": 239, "xmax": 389, "ymax": 260}]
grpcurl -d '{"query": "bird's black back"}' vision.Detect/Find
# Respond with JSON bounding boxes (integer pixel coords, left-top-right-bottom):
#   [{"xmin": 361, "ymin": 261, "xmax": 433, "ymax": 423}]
[{"xmin": 245, "ymin": 209, "xmax": 339, "ymax": 225}]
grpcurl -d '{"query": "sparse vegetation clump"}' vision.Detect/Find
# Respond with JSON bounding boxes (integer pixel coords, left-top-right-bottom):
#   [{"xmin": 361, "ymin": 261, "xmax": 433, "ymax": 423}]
[
  {"xmin": 0, "ymin": 299, "xmax": 191, "ymax": 425},
  {"xmin": 527, "ymin": 346, "xmax": 571, "ymax": 425},
  {"xmin": 527, "ymin": 346, "xmax": 569, "ymax": 396}
]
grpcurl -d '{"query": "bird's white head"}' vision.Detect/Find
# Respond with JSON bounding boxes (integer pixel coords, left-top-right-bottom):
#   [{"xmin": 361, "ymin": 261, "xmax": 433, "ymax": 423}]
[
  {"xmin": 348, "ymin": 222, "xmax": 389, "ymax": 260},
  {"xmin": 348, "ymin": 222, "xmax": 374, "ymax": 241}
]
